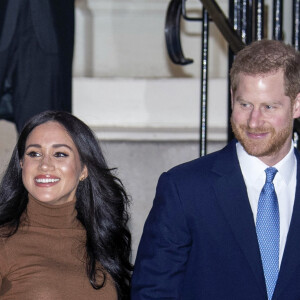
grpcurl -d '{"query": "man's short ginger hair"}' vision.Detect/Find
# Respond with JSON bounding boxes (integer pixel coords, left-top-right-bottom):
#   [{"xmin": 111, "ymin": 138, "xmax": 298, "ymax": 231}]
[{"xmin": 230, "ymin": 39, "xmax": 300, "ymax": 102}]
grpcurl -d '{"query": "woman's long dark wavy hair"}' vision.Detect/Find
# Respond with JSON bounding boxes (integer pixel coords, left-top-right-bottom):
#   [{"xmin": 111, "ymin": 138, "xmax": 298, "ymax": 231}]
[{"xmin": 0, "ymin": 111, "xmax": 132, "ymax": 299}]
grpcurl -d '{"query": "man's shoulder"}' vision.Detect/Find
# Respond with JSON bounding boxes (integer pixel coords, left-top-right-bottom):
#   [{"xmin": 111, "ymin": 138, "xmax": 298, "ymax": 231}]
[
  {"xmin": 168, "ymin": 150, "xmax": 219, "ymax": 174},
  {"xmin": 166, "ymin": 140, "xmax": 237, "ymax": 180}
]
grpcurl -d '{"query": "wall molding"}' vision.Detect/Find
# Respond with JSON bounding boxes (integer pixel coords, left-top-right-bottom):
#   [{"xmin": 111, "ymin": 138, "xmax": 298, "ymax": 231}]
[{"xmin": 73, "ymin": 77, "xmax": 228, "ymax": 141}]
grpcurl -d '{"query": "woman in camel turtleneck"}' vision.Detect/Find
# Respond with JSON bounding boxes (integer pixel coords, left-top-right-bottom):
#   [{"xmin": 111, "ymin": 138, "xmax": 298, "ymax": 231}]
[{"xmin": 0, "ymin": 111, "xmax": 132, "ymax": 299}]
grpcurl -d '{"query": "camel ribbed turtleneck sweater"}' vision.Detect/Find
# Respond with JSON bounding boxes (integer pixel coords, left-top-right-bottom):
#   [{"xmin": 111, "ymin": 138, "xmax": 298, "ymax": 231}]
[{"xmin": 0, "ymin": 196, "xmax": 117, "ymax": 299}]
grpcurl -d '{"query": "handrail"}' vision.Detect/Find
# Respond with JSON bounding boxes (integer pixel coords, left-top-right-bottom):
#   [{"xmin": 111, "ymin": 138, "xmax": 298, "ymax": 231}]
[
  {"xmin": 199, "ymin": 0, "xmax": 245, "ymax": 54},
  {"xmin": 165, "ymin": 0, "xmax": 193, "ymax": 65},
  {"xmin": 164, "ymin": 0, "xmax": 300, "ymax": 152}
]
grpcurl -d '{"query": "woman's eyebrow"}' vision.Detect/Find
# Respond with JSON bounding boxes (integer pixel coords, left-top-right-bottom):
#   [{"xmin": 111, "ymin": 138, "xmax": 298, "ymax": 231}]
[
  {"xmin": 52, "ymin": 144, "xmax": 73, "ymax": 151},
  {"xmin": 25, "ymin": 144, "xmax": 41, "ymax": 150},
  {"xmin": 25, "ymin": 144, "xmax": 73, "ymax": 151}
]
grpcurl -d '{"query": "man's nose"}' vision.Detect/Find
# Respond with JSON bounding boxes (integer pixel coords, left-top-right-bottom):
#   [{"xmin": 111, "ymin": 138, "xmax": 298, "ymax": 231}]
[{"xmin": 248, "ymin": 108, "xmax": 263, "ymax": 128}]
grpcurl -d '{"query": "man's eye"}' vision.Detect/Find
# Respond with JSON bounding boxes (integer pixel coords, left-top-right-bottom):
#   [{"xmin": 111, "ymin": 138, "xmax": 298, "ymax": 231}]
[
  {"xmin": 54, "ymin": 152, "xmax": 69, "ymax": 158},
  {"xmin": 240, "ymin": 102, "xmax": 249, "ymax": 108},
  {"xmin": 26, "ymin": 151, "xmax": 41, "ymax": 158}
]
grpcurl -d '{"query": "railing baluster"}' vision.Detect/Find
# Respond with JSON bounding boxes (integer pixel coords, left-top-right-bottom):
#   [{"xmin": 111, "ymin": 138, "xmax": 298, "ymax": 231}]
[
  {"xmin": 293, "ymin": 0, "xmax": 300, "ymax": 50},
  {"xmin": 165, "ymin": 0, "xmax": 300, "ymax": 151},
  {"xmin": 200, "ymin": 8, "xmax": 209, "ymax": 156},
  {"xmin": 227, "ymin": 0, "xmax": 237, "ymax": 143},
  {"xmin": 234, "ymin": 0, "xmax": 241, "ymax": 32},
  {"xmin": 293, "ymin": 0, "xmax": 300, "ymax": 149},
  {"xmin": 255, "ymin": 0, "xmax": 265, "ymax": 40},
  {"xmin": 241, "ymin": 0, "xmax": 252, "ymax": 43},
  {"xmin": 273, "ymin": 0, "xmax": 283, "ymax": 40}
]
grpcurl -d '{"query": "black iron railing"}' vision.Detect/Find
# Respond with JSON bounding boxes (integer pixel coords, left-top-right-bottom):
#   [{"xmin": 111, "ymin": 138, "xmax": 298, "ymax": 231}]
[{"xmin": 165, "ymin": 0, "xmax": 300, "ymax": 156}]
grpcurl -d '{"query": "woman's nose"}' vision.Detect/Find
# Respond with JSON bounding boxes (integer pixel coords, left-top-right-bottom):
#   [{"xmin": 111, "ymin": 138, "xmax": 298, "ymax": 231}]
[{"xmin": 39, "ymin": 155, "xmax": 54, "ymax": 171}]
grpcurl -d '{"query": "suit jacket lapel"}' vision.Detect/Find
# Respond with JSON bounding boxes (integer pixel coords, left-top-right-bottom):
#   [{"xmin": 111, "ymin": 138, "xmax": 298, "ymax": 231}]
[
  {"xmin": 212, "ymin": 140, "xmax": 267, "ymax": 297},
  {"xmin": 273, "ymin": 149, "xmax": 300, "ymax": 299}
]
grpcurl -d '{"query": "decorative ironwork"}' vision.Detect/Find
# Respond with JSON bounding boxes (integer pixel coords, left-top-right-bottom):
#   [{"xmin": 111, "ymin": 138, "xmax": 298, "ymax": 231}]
[
  {"xmin": 255, "ymin": 0, "xmax": 265, "ymax": 40},
  {"xmin": 164, "ymin": 0, "xmax": 300, "ymax": 154},
  {"xmin": 200, "ymin": 9, "xmax": 209, "ymax": 156},
  {"xmin": 273, "ymin": 0, "xmax": 283, "ymax": 40},
  {"xmin": 165, "ymin": 0, "xmax": 193, "ymax": 65},
  {"xmin": 293, "ymin": 0, "xmax": 300, "ymax": 50}
]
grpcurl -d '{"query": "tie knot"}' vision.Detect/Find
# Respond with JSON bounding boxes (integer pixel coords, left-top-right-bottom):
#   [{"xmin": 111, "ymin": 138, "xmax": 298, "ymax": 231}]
[{"xmin": 265, "ymin": 167, "xmax": 278, "ymax": 183}]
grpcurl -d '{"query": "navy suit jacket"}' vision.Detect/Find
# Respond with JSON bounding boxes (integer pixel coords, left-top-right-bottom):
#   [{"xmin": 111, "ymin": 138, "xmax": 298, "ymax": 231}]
[{"xmin": 131, "ymin": 140, "xmax": 300, "ymax": 299}]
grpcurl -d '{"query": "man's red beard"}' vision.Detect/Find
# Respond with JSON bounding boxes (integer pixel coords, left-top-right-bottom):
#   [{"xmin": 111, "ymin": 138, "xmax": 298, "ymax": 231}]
[{"xmin": 230, "ymin": 116, "xmax": 293, "ymax": 158}]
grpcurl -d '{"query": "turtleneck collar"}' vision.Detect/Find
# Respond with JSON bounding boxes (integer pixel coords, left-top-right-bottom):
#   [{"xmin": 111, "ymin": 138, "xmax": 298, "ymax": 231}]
[{"xmin": 25, "ymin": 194, "xmax": 83, "ymax": 230}]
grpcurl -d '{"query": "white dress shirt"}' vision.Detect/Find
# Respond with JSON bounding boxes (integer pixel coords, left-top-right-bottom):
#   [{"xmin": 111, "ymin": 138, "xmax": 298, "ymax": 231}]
[{"xmin": 236, "ymin": 141, "xmax": 297, "ymax": 265}]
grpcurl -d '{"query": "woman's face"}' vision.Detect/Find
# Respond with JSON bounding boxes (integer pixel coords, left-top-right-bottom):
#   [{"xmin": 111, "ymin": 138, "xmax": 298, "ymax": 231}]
[{"xmin": 21, "ymin": 121, "xmax": 88, "ymax": 205}]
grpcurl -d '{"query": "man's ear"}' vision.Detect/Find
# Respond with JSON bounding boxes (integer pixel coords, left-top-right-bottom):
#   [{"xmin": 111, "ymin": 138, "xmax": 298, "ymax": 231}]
[
  {"xmin": 293, "ymin": 93, "xmax": 300, "ymax": 119},
  {"xmin": 230, "ymin": 88, "xmax": 234, "ymax": 109}
]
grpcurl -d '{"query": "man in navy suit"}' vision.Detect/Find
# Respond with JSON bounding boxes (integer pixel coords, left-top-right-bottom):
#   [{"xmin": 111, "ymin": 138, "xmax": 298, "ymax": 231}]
[
  {"xmin": 131, "ymin": 40, "xmax": 300, "ymax": 299},
  {"xmin": 0, "ymin": 0, "xmax": 74, "ymax": 132}
]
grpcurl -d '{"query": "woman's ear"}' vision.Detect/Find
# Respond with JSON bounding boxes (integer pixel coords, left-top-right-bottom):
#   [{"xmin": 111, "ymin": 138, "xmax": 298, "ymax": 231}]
[
  {"xmin": 20, "ymin": 160, "xmax": 23, "ymax": 169},
  {"xmin": 80, "ymin": 165, "xmax": 88, "ymax": 181}
]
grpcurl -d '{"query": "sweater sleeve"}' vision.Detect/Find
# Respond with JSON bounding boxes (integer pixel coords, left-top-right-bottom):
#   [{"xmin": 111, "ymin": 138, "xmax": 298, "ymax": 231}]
[{"xmin": 0, "ymin": 238, "xmax": 9, "ymax": 289}]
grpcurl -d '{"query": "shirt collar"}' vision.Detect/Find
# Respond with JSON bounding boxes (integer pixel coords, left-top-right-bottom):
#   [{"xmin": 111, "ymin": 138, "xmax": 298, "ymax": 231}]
[{"xmin": 236, "ymin": 141, "xmax": 295, "ymax": 186}]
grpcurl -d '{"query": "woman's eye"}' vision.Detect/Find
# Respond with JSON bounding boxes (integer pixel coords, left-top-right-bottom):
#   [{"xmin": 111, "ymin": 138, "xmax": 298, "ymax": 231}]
[
  {"xmin": 54, "ymin": 152, "xmax": 69, "ymax": 158},
  {"xmin": 26, "ymin": 151, "xmax": 41, "ymax": 158}
]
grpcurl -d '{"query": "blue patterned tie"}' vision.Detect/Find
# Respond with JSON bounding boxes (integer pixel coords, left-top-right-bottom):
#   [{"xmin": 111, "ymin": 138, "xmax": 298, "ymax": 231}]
[{"xmin": 256, "ymin": 167, "xmax": 279, "ymax": 300}]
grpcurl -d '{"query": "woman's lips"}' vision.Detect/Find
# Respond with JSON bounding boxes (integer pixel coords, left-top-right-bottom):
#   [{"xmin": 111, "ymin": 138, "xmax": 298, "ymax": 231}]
[{"xmin": 34, "ymin": 175, "xmax": 60, "ymax": 186}]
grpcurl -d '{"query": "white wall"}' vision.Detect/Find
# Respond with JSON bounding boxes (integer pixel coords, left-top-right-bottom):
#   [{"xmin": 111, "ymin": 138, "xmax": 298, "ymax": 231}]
[
  {"xmin": 74, "ymin": 0, "xmax": 229, "ymax": 79},
  {"xmin": 73, "ymin": 77, "xmax": 228, "ymax": 141},
  {"xmin": 73, "ymin": 0, "xmax": 230, "ymax": 141}
]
